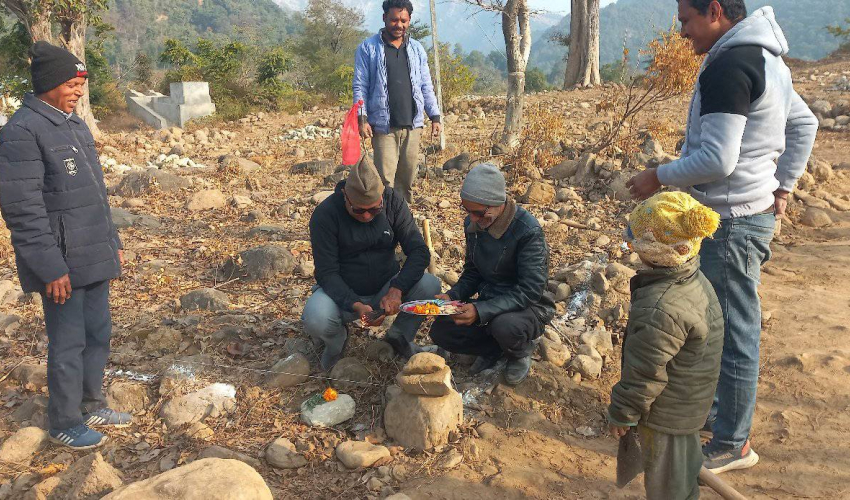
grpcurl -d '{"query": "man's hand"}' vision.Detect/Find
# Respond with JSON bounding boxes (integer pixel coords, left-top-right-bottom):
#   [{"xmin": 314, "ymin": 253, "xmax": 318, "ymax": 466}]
[
  {"xmin": 451, "ymin": 303, "xmax": 478, "ymax": 326},
  {"xmin": 359, "ymin": 122, "xmax": 373, "ymax": 139},
  {"xmin": 609, "ymin": 424, "xmax": 630, "ymax": 439},
  {"xmin": 431, "ymin": 122, "xmax": 442, "ymax": 139},
  {"xmin": 627, "ymin": 168, "xmax": 662, "ymax": 200},
  {"xmin": 46, "ymin": 274, "xmax": 72, "ymax": 304},
  {"xmin": 773, "ymin": 189, "xmax": 789, "ymax": 217},
  {"xmin": 380, "ymin": 287, "xmax": 403, "ymax": 316},
  {"xmin": 118, "ymin": 249, "xmax": 125, "ymax": 267},
  {"xmin": 353, "ymin": 302, "xmax": 384, "ymax": 327}
]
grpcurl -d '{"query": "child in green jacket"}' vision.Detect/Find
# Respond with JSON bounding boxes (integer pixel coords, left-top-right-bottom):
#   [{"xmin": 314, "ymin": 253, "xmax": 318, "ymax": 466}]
[{"xmin": 608, "ymin": 192, "xmax": 723, "ymax": 499}]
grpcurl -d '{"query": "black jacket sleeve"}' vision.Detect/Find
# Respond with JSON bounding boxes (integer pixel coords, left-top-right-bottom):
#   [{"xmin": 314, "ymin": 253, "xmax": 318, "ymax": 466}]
[
  {"xmin": 388, "ymin": 191, "xmax": 429, "ymax": 293},
  {"xmin": 474, "ymin": 226, "xmax": 549, "ymax": 324},
  {"xmin": 309, "ymin": 207, "xmax": 360, "ymax": 312},
  {"xmin": 0, "ymin": 124, "xmax": 69, "ymax": 284}
]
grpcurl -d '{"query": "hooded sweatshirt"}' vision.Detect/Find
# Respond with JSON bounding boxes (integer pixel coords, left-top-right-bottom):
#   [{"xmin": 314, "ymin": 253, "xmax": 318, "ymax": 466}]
[{"xmin": 656, "ymin": 7, "xmax": 818, "ymax": 219}]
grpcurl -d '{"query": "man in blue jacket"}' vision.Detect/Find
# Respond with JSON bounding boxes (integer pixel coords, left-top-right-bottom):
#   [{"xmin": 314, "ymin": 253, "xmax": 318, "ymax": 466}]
[
  {"xmin": 628, "ymin": 1, "xmax": 818, "ymax": 474},
  {"xmin": 353, "ymin": 0, "xmax": 442, "ymax": 204},
  {"xmin": 0, "ymin": 42, "xmax": 130, "ymax": 449}
]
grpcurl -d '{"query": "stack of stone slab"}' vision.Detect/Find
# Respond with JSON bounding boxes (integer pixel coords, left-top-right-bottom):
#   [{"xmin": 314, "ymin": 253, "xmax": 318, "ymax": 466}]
[
  {"xmin": 384, "ymin": 353, "xmax": 463, "ymax": 450},
  {"xmin": 126, "ymin": 82, "xmax": 216, "ymax": 129}
]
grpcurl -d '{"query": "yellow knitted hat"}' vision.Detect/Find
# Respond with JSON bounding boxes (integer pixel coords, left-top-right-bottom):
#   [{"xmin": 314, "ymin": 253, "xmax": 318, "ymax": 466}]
[{"xmin": 625, "ymin": 192, "xmax": 721, "ymax": 267}]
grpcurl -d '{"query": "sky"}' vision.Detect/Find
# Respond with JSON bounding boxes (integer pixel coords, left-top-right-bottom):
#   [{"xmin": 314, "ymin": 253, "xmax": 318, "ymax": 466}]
[{"xmin": 527, "ymin": 0, "xmax": 619, "ymax": 15}]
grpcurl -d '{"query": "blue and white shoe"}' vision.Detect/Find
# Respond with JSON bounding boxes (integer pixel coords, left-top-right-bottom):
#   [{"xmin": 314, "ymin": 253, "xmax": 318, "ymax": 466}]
[
  {"xmin": 83, "ymin": 408, "xmax": 132, "ymax": 428},
  {"xmin": 49, "ymin": 424, "xmax": 107, "ymax": 450}
]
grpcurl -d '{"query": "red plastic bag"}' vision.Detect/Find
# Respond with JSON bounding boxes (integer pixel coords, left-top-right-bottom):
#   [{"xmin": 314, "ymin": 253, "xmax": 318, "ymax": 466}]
[{"xmin": 341, "ymin": 100, "xmax": 364, "ymax": 165}]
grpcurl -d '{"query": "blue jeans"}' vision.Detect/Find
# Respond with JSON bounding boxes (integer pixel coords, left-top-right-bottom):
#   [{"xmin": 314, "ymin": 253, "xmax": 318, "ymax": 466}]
[
  {"xmin": 301, "ymin": 274, "xmax": 441, "ymax": 362},
  {"xmin": 701, "ymin": 213, "xmax": 775, "ymax": 451}
]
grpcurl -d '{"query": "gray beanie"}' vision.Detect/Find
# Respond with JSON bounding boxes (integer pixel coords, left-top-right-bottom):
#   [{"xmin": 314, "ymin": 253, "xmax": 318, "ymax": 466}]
[{"xmin": 461, "ymin": 163, "xmax": 506, "ymax": 206}]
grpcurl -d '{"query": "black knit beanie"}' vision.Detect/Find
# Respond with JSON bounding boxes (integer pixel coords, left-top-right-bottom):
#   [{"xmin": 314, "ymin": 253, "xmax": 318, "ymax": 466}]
[{"xmin": 29, "ymin": 41, "xmax": 88, "ymax": 95}]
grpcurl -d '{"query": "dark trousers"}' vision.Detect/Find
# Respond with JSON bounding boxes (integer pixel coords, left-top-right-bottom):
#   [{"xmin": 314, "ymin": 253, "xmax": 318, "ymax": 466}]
[
  {"xmin": 429, "ymin": 308, "xmax": 543, "ymax": 359},
  {"xmin": 43, "ymin": 280, "xmax": 111, "ymax": 430}
]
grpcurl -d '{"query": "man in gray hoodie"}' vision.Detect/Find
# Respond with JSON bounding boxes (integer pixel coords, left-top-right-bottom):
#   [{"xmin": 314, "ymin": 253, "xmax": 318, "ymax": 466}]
[{"xmin": 628, "ymin": 1, "xmax": 817, "ymax": 474}]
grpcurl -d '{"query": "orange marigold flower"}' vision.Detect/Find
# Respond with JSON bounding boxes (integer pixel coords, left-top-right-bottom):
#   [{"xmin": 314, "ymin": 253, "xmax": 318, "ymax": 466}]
[{"xmin": 323, "ymin": 387, "xmax": 338, "ymax": 402}]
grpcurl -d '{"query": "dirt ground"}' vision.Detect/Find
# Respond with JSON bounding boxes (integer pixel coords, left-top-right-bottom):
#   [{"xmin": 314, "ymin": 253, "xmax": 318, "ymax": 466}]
[{"xmin": 0, "ymin": 55, "xmax": 848, "ymax": 499}]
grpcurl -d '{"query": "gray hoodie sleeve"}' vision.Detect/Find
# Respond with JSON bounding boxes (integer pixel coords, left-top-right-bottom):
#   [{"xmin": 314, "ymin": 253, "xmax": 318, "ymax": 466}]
[{"xmin": 775, "ymin": 92, "xmax": 818, "ymax": 192}]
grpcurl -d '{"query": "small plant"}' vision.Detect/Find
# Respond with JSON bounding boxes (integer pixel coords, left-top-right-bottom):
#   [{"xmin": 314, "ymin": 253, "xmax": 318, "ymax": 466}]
[
  {"xmin": 504, "ymin": 104, "xmax": 569, "ymax": 182},
  {"xmin": 827, "ymin": 18, "xmax": 850, "ymax": 51},
  {"xmin": 590, "ymin": 23, "xmax": 701, "ymax": 155}
]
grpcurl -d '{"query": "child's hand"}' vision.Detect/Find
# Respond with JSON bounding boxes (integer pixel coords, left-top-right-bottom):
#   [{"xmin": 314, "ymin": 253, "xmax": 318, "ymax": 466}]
[{"xmin": 609, "ymin": 424, "xmax": 630, "ymax": 438}]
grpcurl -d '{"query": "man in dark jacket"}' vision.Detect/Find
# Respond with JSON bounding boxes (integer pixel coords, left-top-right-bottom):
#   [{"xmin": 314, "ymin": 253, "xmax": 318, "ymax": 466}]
[
  {"xmin": 0, "ymin": 42, "xmax": 129, "ymax": 449},
  {"xmin": 429, "ymin": 164, "xmax": 555, "ymax": 386},
  {"xmin": 303, "ymin": 155, "xmax": 440, "ymax": 370}
]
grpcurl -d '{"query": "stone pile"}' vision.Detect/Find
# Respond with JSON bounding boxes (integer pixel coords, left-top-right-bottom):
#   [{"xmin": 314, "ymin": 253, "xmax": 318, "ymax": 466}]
[
  {"xmin": 278, "ymin": 125, "xmax": 335, "ymax": 141},
  {"xmin": 384, "ymin": 353, "xmax": 463, "ymax": 450},
  {"xmin": 808, "ymin": 98, "xmax": 850, "ymax": 131}
]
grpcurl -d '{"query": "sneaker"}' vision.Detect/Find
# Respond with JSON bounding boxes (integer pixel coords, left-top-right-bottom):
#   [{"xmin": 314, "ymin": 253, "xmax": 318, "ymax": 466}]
[
  {"xmin": 469, "ymin": 354, "xmax": 501, "ymax": 376},
  {"xmin": 384, "ymin": 335, "xmax": 421, "ymax": 360},
  {"xmin": 703, "ymin": 440, "xmax": 760, "ymax": 474},
  {"xmin": 83, "ymin": 408, "xmax": 132, "ymax": 427},
  {"xmin": 504, "ymin": 356, "xmax": 532, "ymax": 386},
  {"xmin": 49, "ymin": 424, "xmax": 107, "ymax": 450}
]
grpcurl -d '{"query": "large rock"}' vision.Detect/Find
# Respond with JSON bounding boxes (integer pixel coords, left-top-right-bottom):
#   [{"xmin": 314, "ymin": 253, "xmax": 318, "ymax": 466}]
[
  {"xmin": 106, "ymin": 382, "xmax": 150, "ymax": 413},
  {"xmin": 800, "ymin": 207, "xmax": 832, "ymax": 228},
  {"xmin": 27, "ymin": 452, "xmax": 123, "ymax": 500},
  {"xmin": 571, "ymin": 349, "xmax": 603, "ymax": 379},
  {"xmin": 329, "ymin": 357, "xmax": 371, "ymax": 390},
  {"xmin": 11, "ymin": 364, "xmax": 47, "ymax": 389},
  {"xmin": 522, "ymin": 181, "xmax": 555, "ymax": 205},
  {"xmin": 265, "ymin": 438, "xmax": 307, "ymax": 469},
  {"xmin": 606, "ymin": 263, "xmax": 636, "ymax": 294},
  {"xmin": 110, "ymin": 208, "xmax": 138, "ymax": 229},
  {"xmin": 11, "ymin": 395, "xmax": 48, "ymax": 429},
  {"xmin": 219, "ymin": 245, "xmax": 296, "ymax": 281},
  {"xmin": 0, "ymin": 427, "xmax": 48, "ymax": 464},
  {"xmin": 442, "ymin": 153, "xmax": 470, "ymax": 172},
  {"xmin": 538, "ymin": 338, "xmax": 571, "ymax": 368},
  {"xmin": 219, "ymin": 155, "xmax": 261, "ymax": 175},
  {"xmin": 186, "ymin": 189, "xmax": 227, "ymax": 211},
  {"xmin": 581, "ymin": 330, "xmax": 614, "ymax": 356},
  {"xmin": 809, "ymin": 100, "xmax": 832, "ymax": 117},
  {"xmin": 102, "ymin": 458, "xmax": 272, "ymax": 500},
  {"xmin": 397, "ymin": 365, "xmax": 452, "ymax": 396},
  {"xmin": 301, "ymin": 394, "xmax": 355, "ymax": 427},
  {"xmin": 143, "ymin": 327, "xmax": 182, "ymax": 352},
  {"xmin": 572, "ymin": 153, "xmax": 598, "ymax": 184},
  {"xmin": 160, "ymin": 383, "xmax": 237, "ymax": 428},
  {"xmin": 292, "ymin": 159, "xmax": 336, "ymax": 176},
  {"xmin": 403, "ymin": 352, "xmax": 446, "ymax": 375},
  {"xmin": 115, "ymin": 169, "xmax": 190, "ymax": 197},
  {"xmin": 266, "ymin": 353, "xmax": 310, "ymax": 388},
  {"xmin": 180, "ymin": 288, "xmax": 230, "ymax": 311},
  {"xmin": 548, "ymin": 159, "xmax": 579, "ymax": 180},
  {"xmin": 364, "ymin": 340, "xmax": 396, "ymax": 362},
  {"xmin": 384, "ymin": 390, "xmax": 463, "ymax": 450},
  {"xmin": 335, "ymin": 441, "xmax": 391, "ymax": 469}
]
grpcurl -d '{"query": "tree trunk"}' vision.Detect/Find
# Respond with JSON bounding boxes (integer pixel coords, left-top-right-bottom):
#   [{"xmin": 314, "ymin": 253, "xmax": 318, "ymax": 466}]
[
  {"xmin": 58, "ymin": 18, "xmax": 100, "ymax": 137},
  {"xmin": 501, "ymin": 0, "xmax": 531, "ymax": 148},
  {"xmin": 563, "ymin": 0, "xmax": 601, "ymax": 89}
]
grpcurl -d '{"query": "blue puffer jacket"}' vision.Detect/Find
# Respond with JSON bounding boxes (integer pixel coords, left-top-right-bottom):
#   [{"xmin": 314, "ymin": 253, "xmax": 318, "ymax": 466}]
[
  {"xmin": 352, "ymin": 31, "xmax": 441, "ymax": 135},
  {"xmin": 0, "ymin": 93, "xmax": 121, "ymax": 293}
]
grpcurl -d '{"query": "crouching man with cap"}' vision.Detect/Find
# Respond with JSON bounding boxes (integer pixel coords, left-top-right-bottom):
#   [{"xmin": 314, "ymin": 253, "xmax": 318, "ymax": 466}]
[
  {"xmin": 0, "ymin": 42, "xmax": 129, "ymax": 449},
  {"xmin": 303, "ymin": 154, "xmax": 441, "ymax": 370},
  {"xmin": 429, "ymin": 164, "xmax": 555, "ymax": 385}
]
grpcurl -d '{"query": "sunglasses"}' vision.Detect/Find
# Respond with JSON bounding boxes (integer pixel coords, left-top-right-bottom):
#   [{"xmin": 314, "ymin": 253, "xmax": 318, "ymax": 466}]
[
  {"xmin": 345, "ymin": 192, "xmax": 384, "ymax": 215},
  {"xmin": 461, "ymin": 205, "xmax": 493, "ymax": 218}
]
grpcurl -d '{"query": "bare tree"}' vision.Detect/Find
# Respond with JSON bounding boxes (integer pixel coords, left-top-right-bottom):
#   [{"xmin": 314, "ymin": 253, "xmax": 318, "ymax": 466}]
[
  {"xmin": 466, "ymin": 0, "xmax": 532, "ymax": 147},
  {"xmin": 563, "ymin": 0, "xmax": 600, "ymax": 89},
  {"xmin": 2, "ymin": 0, "xmax": 108, "ymax": 136}
]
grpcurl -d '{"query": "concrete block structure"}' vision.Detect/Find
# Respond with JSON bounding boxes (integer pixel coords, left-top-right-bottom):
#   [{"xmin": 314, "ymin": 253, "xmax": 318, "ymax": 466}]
[{"xmin": 126, "ymin": 82, "xmax": 216, "ymax": 129}]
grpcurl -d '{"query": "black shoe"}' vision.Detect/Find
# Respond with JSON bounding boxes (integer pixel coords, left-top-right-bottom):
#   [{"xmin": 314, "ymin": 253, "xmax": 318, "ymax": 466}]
[
  {"xmin": 504, "ymin": 356, "xmax": 532, "ymax": 385},
  {"xmin": 469, "ymin": 354, "xmax": 501, "ymax": 376},
  {"xmin": 384, "ymin": 335, "xmax": 420, "ymax": 360}
]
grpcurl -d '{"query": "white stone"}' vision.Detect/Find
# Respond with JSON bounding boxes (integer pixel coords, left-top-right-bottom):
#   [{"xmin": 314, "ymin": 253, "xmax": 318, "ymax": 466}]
[{"xmin": 301, "ymin": 394, "xmax": 355, "ymax": 427}]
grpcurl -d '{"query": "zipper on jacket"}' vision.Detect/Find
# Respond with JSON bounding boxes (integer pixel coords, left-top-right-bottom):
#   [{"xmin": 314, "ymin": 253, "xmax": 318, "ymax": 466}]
[{"xmin": 58, "ymin": 214, "xmax": 68, "ymax": 257}]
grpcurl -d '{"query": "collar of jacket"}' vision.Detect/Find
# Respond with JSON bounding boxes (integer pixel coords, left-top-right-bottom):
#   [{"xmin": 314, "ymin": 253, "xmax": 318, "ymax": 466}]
[
  {"xmin": 379, "ymin": 28, "xmax": 409, "ymax": 49},
  {"xmin": 465, "ymin": 198, "xmax": 517, "ymax": 239},
  {"xmin": 24, "ymin": 93, "xmax": 82, "ymax": 125},
  {"xmin": 630, "ymin": 257, "xmax": 701, "ymax": 292}
]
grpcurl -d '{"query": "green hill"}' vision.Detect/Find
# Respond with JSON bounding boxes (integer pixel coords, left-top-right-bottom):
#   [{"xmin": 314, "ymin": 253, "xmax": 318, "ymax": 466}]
[
  {"xmin": 101, "ymin": 0, "xmax": 303, "ymax": 68},
  {"xmin": 531, "ymin": 0, "xmax": 850, "ymax": 84}
]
